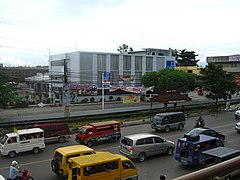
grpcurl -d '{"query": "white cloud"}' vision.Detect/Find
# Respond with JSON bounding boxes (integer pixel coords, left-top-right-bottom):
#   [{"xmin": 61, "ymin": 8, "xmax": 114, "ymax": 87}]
[{"xmin": 0, "ymin": 0, "xmax": 240, "ymax": 67}]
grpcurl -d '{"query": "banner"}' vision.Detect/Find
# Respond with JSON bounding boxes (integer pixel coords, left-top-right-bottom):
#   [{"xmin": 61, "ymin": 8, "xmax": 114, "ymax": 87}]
[
  {"xmin": 69, "ymin": 84, "xmax": 98, "ymax": 95},
  {"xmin": 123, "ymin": 95, "xmax": 140, "ymax": 103},
  {"xmin": 109, "ymin": 86, "xmax": 154, "ymax": 94},
  {"xmin": 119, "ymin": 75, "xmax": 134, "ymax": 81}
]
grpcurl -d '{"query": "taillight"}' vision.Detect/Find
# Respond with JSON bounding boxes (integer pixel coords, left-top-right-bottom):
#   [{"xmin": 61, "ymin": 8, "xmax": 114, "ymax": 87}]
[{"xmin": 129, "ymin": 146, "xmax": 134, "ymax": 151}]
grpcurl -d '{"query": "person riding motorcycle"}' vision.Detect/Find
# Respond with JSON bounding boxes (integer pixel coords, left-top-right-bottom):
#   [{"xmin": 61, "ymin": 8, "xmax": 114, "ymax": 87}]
[
  {"xmin": 195, "ymin": 116, "xmax": 205, "ymax": 128},
  {"xmin": 8, "ymin": 161, "xmax": 21, "ymax": 180}
]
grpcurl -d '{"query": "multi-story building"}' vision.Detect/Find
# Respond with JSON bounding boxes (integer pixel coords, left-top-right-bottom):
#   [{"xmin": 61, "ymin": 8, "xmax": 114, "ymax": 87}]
[
  {"xmin": 206, "ymin": 55, "xmax": 240, "ymax": 77},
  {"xmin": 49, "ymin": 48, "xmax": 175, "ymax": 88},
  {"xmin": 0, "ymin": 64, "xmax": 49, "ymax": 83}
]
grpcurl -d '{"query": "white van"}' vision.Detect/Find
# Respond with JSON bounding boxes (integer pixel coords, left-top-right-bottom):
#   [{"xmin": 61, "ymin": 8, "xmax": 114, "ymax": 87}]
[{"xmin": 0, "ymin": 128, "xmax": 45, "ymax": 158}]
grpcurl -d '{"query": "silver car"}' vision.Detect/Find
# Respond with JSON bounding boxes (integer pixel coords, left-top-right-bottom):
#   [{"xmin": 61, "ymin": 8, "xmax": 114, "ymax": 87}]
[{"xmin": 119, "ymin": 133, "xmax": 175, "ymax": 162}]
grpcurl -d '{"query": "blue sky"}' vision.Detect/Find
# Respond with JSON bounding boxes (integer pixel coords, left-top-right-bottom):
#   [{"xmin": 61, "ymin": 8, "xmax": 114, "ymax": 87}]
[{"xmin": 0, "ymin": 0, "xmax": 240, "ymax": 67}]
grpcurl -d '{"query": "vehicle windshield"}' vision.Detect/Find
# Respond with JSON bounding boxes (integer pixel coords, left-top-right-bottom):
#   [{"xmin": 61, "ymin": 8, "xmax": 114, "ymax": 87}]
[
  {"xmin": 188, "ymin": 128, "xmax": 204, "ymax": 135},
  {"xmin": 153, "ymin": 115, "xmax": 163, "ymax": 122},
  {"xmin": 77, "ymin": 127, "xmax": 87, "ymax": 135},
  {"xmin": 121, "ymin": 137, "xmax": 133, "ymax": 146},
  {"xmin": 0, "ymin": 135, "xmax": 8, "ymax": 145}
]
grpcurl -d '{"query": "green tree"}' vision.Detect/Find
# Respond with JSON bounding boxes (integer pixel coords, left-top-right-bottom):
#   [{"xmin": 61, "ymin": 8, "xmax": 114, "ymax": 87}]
[
  {"xmin": 0, "ymin": 69, "xmax": 18, "ymax": 108},
  {"xmin": 141, "ymin": 68, "xmax": 195, "ymax": 94},
  {"xmin": 200, "ymin": 63, "xmax": 236, "ymax": 102},
  {"xmin": 176, "ymin": 49, "xmax": 199, "ymax": 66},
  {"xmin": 117, "ymin": 44, "xmax": 133, "ymax": 52}
]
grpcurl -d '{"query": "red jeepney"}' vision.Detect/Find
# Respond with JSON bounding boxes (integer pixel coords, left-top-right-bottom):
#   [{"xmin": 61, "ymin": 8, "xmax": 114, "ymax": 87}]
[{"xmin": 75, "ymin": 121, "xmax": 121, "ymax": 147}]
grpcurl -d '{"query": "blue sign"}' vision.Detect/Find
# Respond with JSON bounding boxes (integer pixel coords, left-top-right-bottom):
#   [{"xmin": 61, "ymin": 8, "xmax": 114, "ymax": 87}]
[
  {"xmin": 166, "ymin": 60, "xmax": 175, "ymax": 69},
  {"xmin": 103, "ymin": 72, "xmax": 110, "ymax": 82}
]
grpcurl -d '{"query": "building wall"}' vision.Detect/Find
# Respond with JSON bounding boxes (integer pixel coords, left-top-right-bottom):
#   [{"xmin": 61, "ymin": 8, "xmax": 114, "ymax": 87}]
[
  {"xmin": 207, "ymin": 55, "xmax": 240, "ymax": 76},
  {"xmin": 176, "ymin": 66, "xmax": 201, "ymax": 75},
  {"xmin": 49, "ymin": 49, "xmax": 175, "ymax": 87}
]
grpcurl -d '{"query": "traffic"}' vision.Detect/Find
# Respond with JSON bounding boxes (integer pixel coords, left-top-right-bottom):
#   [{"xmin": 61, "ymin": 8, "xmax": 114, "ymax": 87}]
[{"xmin": 0, "ymin": 110, "xmax": 240, "ymax": 180}]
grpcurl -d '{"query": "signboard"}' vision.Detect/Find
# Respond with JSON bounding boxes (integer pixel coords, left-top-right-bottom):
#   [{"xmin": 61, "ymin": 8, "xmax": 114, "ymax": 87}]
[
  {"xmin": 62, "ymin": 84, "xmax": 71, "ymax": 106},
  {"xmin": 229, "ymin": 55, "xmax": 240, "ymax": 62},
  {"xmin": 69, "ymin": 84, "xmax": 97, "ymax": 95},
  {"xmin": 166, "ymin": 60, "xmax": 175, "ymax": 69},
  {"xmin": 119, "ymin": 75, "xmax": 134, "ymax": 81},
  {"xmin": 103, "ymin": 72, "xmax": 110, "ymax": 82},
  {"xmin": 123, "ymin": 95, "xmax": 140, "ymax": 104}
]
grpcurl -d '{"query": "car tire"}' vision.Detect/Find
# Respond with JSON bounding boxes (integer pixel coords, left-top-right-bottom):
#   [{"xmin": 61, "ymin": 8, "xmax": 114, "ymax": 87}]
[
  {"xmin": 165, "ymin": 126, "xmax": 170, "ymax": 133},
  {"xmin": 166, "ymin": 147, "xmax": 173, "ymax": 156},
  {"xmin": 87, "ymin": 141, "xmax": 93, "ymax": 147},
  {"xmin": 33, "ymin": 147, "xmax": 40, "ymax": 154},
  {"xmin": 59, "ymin": 136, "xmax": 65, "ymax": 143},
  {"xmin": 138, "ymin": 152, "xmax": 146, "ymax": 162},
  {"xmin": 8, "ymin": 151, "xmax": 16, "ymax": 158},
  {"xmin": 51, "ymin": 160, "xmax": 59, "ymax": 173},
  {"xmin": 178, "ymin": 123, "xmax": 184, "ymax": 130}
]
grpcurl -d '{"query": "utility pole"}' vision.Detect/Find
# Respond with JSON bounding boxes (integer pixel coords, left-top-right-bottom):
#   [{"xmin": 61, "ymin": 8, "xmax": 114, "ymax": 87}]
[{"xmin": 63, "ymin": 58, "xmax": 70, "ymax": 118}]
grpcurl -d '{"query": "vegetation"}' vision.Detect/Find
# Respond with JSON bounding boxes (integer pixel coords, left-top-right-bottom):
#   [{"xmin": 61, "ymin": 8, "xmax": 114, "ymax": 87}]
[
  {"xmin": 117, "ymin": 44, "xmax": 133, "ymax": 52},
  {"xmin": 0, "ymin": 69, "xmax": 18, "ymax": 108},
  {"xmin": 199, "ymin": 63, "xmax": 236, "ymax": 102},
  {"xmin": 141, "ymin": 68, "xmax": 196, "ymax": 94},
  {"xmin": 173, "ymin": 49, "xmax": 199, "ymax": 66}
]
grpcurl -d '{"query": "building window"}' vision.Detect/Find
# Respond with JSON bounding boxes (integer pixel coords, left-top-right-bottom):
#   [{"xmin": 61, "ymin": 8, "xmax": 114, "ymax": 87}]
[
  {"xmin": 135, "ymin": 56, "xmax": 142, "ymax": 71},
  {"xmin": 111, "ymin": 55, "xmax": 119, "ymax": 70},
  {"xmin": 97, "ymin": 54, "xmax": 106, "ymax": 71},
  {"xmin": 146, "ymin": 57, "xmax": 153, "ymax": 71},
  {"xmin": 187, "ymin": 70, "xmax": 193, "ymax": 73},
  {"xmin": 123, "ymin": 56, "xmax": 131, "ymax": 71}
]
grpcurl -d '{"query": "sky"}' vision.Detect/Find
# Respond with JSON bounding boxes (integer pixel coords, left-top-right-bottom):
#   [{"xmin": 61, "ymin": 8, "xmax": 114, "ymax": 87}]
[{"xmin": 0, "ymin": 0, "xmax": 240, "ymax": 67}]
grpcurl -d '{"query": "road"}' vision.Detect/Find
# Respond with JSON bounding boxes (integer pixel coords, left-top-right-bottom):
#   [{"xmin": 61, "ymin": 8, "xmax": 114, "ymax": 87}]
[{"xmin": 0, "ymin": 111, "xmax": 239, "ymax": 180}]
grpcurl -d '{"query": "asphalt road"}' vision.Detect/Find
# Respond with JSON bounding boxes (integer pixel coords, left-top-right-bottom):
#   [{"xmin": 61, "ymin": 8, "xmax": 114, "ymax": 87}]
[{"xmin": 0, "ymin": 111, "xmax": 239, "ymax": 180}]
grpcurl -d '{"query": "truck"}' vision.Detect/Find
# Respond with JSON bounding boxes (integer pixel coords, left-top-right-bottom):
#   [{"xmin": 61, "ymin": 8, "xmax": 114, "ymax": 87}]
[{"xmin": 75, "ymin": 121, "xmax": 121, "ymax": 147}]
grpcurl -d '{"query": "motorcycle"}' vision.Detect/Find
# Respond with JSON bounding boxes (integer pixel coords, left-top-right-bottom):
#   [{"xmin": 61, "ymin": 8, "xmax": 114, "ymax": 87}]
[
  {"xmin": 8, "ymin": 169, "xmax": 34, "ymax": 180},
  {"xmin": 194, "ymin": 118, "xmax": 205, "ymax": 128}
]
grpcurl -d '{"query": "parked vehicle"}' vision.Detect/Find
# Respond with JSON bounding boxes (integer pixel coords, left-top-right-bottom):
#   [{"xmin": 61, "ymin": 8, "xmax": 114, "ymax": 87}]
[
  {"xmin": 199, "ymin": 147, "xmax": 240, "ymax": 168},
  {"xmin": 0, "ymin": 128, "xmax": 45, "ymax": 158},
  {"xmin": 67, "ymin": 152, "xmax": 138, "ymax": 180},
  {"xmin": 32, "ymin": 122, "xmax": 71, "ymax": 143},
  {"xmin": 235, "ymin": 121, "xmax": 240, "ymax": 132},
  {"xmin": 51, "ymin": 145, "xmax": 96, "ymax": 177},
  {"xmin": 150, "ymin": 112, "xmax": 185, "ymax": 132},
  {"xmin": 75, "ymin": 121, "xmax": 121, "ymax": 147},
  {"xmin": 175, "ymin": 134, "xmax": 224, "ymax": 166},
  {"xmin": 235, "ymin": 109, "xmax": 240, "ymax": 119},
  {"xmin": 120, "ymin": 133, "xmax": 175, "ymax": 162},
  {"xmin": 184, "ymin": 127, "xmax": 225, "ymax": 141}
]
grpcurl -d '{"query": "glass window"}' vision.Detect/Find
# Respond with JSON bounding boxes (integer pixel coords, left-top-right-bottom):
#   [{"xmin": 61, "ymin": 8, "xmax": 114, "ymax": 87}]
[
  {"xmin": 97, "ymin": 54, "xmax": 106, "ymax": 71},
  {"xmin": 135, "ymin": 56, "xmax": 142, "ymax": 71},
  {"xmin": 153, "ymin": 137, "xmax": 164, "ymax": 143},
  {"xmin": 111, "ymin": 55, "xmax": 119, "ymax": 70},
  {"xmin": 122, "ymin": 160, "xmax": 135, "ymax": 169},
  {"xmin": 123, "ymin": 56, "xmax": 131, "ymax": 70},
  {"xmin": 146, "ymin": 57, "xmax": 153, "ymax": 71},
  {"xmin": 144, "ymin": 137, "xmax": 154, "ymax": 144},
  {"xmin": 136, "ymin": 139, "xmax": 144, "ymax": 145}
]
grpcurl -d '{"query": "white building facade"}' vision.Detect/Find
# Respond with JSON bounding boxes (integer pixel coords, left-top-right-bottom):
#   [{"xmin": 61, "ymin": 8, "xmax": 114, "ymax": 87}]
[{"xmin": 49, "ymin": 48, "xmax": 176, "ymax": 89}]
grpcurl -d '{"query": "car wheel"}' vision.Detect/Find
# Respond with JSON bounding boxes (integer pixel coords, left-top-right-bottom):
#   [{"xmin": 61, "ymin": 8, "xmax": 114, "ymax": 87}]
[
  {"xmin": 51, "ymin": 160, "xmax": 59, "ymax": 173},
  {"xmin": 25, "ymin": 177, "xmax": 34, "ymax": 180},
  {"xmin": 166, "ymin": 147, "xmax": 173, "ymax": 156},
  {"xmin": 165, "ymin": 126, "xmax": 170, "ymax": 133},
  {"xmin": 8, "ymin": 151, "xmax": 16, "ymax": 158},
  {"xmin": 59, "ymin": 136, "xmax": 65, "ymax": 143},
  {"xmin": 33, "ymin": 147, "xmax": 40, "ymax": 154},
  {"xmin": 178, "ymin": 123, "xmax": 184, "ymax": 130},
  {"xmin": 138, "ymin": 152, "xmax": 146, "ymax": 162},
  {"xmin": 87, "ymin": 141, "xmax": 93, "ymax": 147}
]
